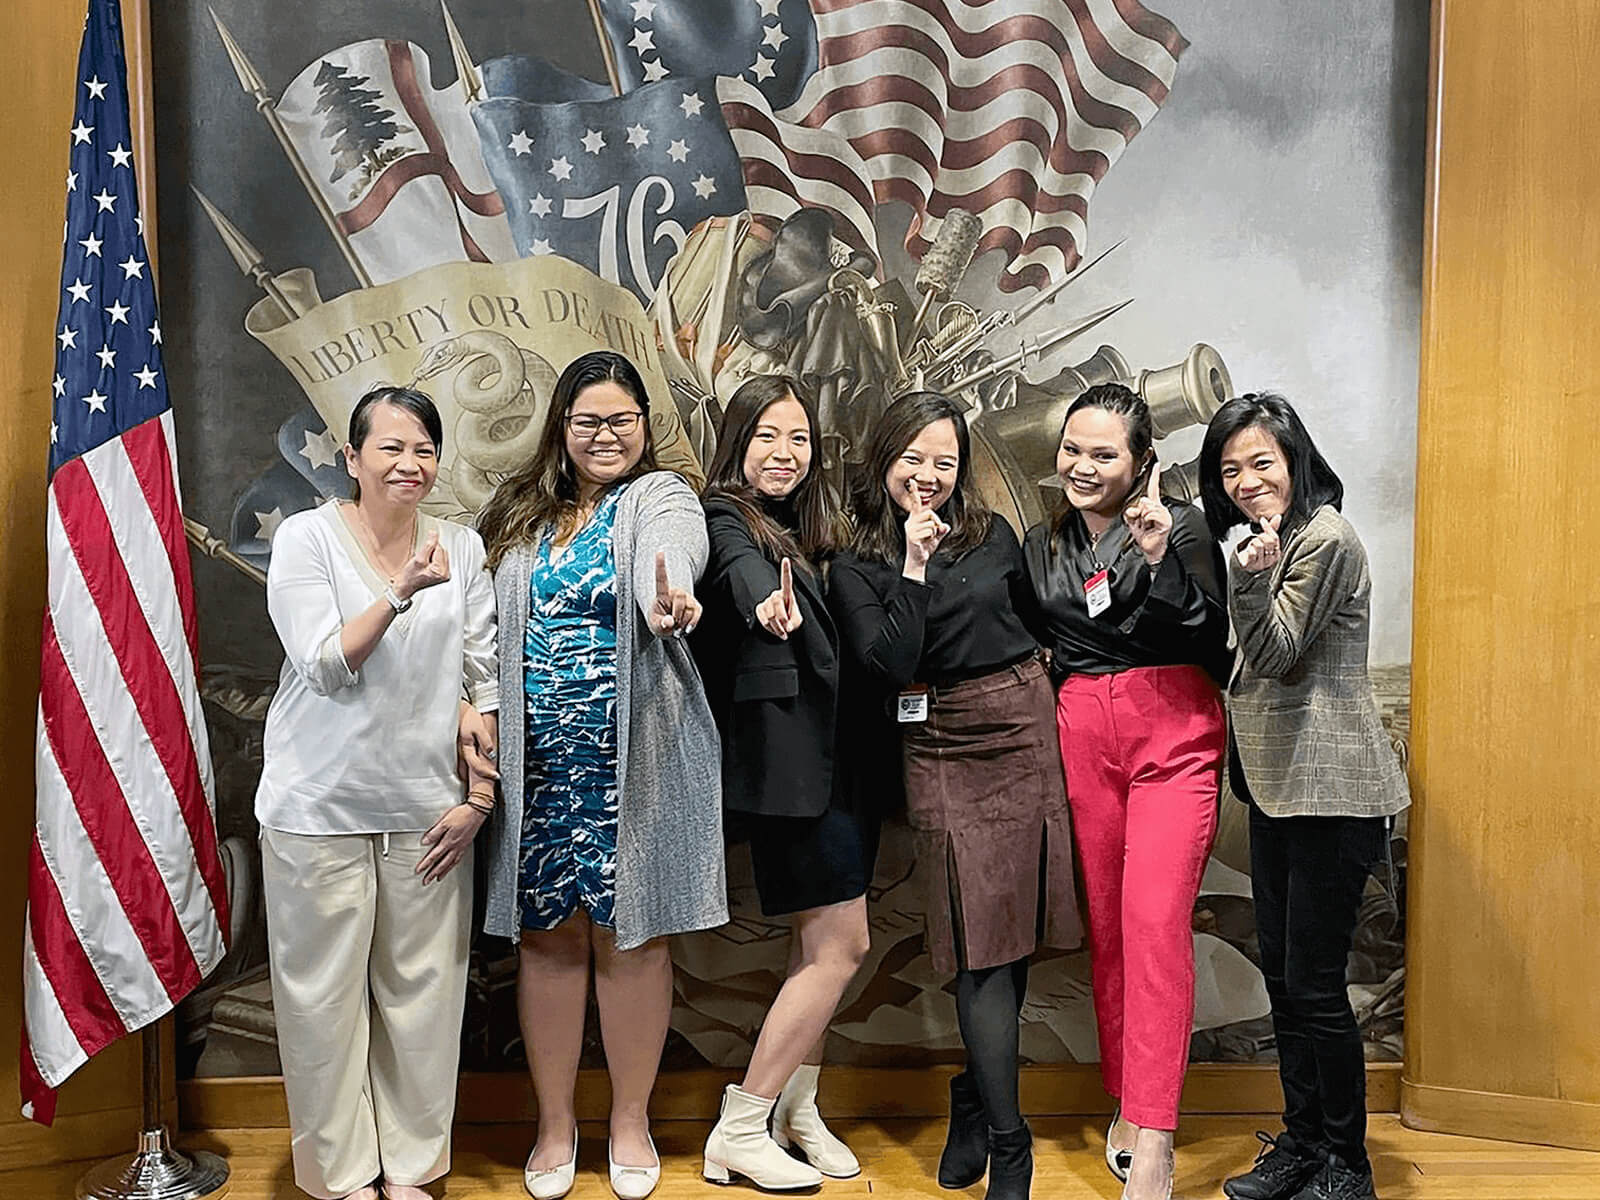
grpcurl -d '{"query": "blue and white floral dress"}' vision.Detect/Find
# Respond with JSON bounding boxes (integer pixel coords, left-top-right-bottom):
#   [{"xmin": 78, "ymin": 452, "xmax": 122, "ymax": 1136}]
[{"xmin": 519, "ymin": 488, "xmax": 624, "ymax": 931}]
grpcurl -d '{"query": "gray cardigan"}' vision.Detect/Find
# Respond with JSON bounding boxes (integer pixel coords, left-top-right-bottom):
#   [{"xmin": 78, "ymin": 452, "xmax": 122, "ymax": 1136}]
[
  {"xmin": 1229, "ymin": 504, "xmax": 1410, "ymax": 820},
  {"xmin": 484, "ymin": 471, "xmax": 728, "ymax": 948}
]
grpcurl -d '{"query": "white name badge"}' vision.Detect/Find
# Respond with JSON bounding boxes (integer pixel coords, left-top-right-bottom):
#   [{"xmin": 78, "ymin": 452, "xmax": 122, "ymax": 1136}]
[
  {"xmin": 1084, "ymin": 568, "xmax": 1112, "ymax": 618},
  {"xmin": 896, "ymin": 687, "xmax": 930, "ymax": 723}
]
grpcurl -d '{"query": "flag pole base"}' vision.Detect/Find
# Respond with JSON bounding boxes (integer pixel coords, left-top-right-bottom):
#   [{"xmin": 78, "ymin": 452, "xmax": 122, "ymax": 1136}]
[{"xmin": 74, "ymin": 1127, "xmax": 230, "ymax": 1199}]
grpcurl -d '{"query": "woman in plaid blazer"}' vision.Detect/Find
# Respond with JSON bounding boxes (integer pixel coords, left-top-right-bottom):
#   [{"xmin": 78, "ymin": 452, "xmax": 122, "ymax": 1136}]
[{"xmin": 1200, "ymin": 394, "xmax": 1409, "ymax": 1200}]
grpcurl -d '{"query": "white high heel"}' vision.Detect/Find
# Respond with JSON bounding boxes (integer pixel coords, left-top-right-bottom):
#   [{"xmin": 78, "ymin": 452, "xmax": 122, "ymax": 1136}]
[
  {"xmin": 1105, "ymin": 1105, "xmax": 1133, "ymax": 1182},
  {"xmin": 608, "ymin": 1132, "xmax": 661, "ymax": 1199},
  {"xmin": 702, "ymin": 1083, "xmax": 824, "ymax": 1190},
  {"xmin": 524, "ymin": 1129, "xmax": 579, "ymax": 1200}
]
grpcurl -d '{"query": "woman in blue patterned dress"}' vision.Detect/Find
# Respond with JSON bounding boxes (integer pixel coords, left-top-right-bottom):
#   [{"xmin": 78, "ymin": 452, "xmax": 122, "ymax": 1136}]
[{"xmin": 477, "ymin": 351, "xmax": 727, "ymax": 1200}]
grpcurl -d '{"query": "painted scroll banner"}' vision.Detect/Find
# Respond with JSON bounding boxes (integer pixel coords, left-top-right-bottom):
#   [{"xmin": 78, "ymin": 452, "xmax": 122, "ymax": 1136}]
[{"xmin": 245, "ymin": 253, "xmax": 703, "ymax": 520}]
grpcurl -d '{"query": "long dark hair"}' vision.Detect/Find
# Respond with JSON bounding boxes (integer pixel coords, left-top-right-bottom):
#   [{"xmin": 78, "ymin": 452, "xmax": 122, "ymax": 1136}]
[
  {"xmin": 849, "ymin": 391, "xmax": 992, "ymax": 565},
  {"xmin": 1050, "ymin": 381, "xmax": 1154, "ymax": 536},
  {"xmin": 702, "ymin": 374, "xmax": 846, "ymax": 568},
  {"xmin": 478, "ymin": 350, "xmax": 658, "ymax": 568},
  {"xmin": 346, "ymin": 384, "xmax": 444, "ymax": 502},
  {"xmin": 1198, "ymin": 392, "xmax": 1344, "ymax": 542}
]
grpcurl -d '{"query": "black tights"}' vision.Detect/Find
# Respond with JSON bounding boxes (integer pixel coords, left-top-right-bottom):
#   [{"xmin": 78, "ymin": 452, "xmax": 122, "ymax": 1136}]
[{"xmin": 954, "ymin": 956, "xmax": 1030, "ymax": 1131}]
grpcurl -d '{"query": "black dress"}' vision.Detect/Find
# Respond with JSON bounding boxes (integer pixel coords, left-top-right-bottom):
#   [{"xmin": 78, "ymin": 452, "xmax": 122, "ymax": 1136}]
[{"xmin": 693, "ymin": 497, "xmax": 879, "ymax": 916}]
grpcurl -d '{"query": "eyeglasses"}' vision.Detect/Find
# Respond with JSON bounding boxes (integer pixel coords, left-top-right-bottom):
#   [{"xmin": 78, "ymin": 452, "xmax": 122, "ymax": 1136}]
[{"xmin": 567, "ymin": 411, "xmax": 644, "ymax": 437}]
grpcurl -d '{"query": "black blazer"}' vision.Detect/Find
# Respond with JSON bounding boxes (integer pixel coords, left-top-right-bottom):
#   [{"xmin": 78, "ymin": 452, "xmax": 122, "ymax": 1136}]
[{"xmin": 692, "ymin": 498, "xmax": 839, "ymax": 819}]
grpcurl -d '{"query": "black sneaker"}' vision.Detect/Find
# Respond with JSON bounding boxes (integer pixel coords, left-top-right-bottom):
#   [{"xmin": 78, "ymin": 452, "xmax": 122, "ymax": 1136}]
[
  {"xmin": 1291, "ymin": 1154, "xmax": 1378, "ymax": 1200},
  {"xmin": 1223, "ymin": 1131, "xmax": 1323, "ymax": 1200}
]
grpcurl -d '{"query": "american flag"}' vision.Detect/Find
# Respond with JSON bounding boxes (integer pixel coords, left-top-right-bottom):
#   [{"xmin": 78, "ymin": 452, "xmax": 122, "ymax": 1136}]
[
  {"xmin": 602, "ymin": 0, "xmax": 1187, "ymax": 292},
  {"xmin": 23, "ymin": 0, "xmax": 229, "ymax": 1124},
  {"xmin": 475, "ymin": 69, "xmax": 749, "ymax": 302}
]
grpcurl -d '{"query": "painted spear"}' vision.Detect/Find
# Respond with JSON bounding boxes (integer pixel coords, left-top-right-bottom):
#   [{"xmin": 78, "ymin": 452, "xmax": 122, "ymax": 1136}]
[
  {"xmin": 208, "ymin": 8, "xmax": 374, "ymax": 287},
  {"xmin": 928, "ymin": 239, "xmax": 1126, "ymax": 378},
  {"xmin": 948, "ymin": 299, "xmax": 1134, "ymax": 394},
  {"xmin": 440, "ymin": 0, "xmax": 484, "ymax": 103},
  {"xmin": 190, "ymin": 186, "xmax": 306, "ymax": 321}
]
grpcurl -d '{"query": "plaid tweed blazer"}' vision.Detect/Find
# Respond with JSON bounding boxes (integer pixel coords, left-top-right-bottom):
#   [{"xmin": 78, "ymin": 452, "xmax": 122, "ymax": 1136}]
[{"xmin": 1228, "ymin": 505, "xmax": 1410, "ymax": 819}]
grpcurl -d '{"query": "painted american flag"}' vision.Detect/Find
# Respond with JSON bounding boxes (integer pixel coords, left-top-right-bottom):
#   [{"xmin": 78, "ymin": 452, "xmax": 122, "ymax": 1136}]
[
  {"xmin": 23, "ymin": 0, "xmax": 230, "ymax": 1124},
  {"xmin": 601, "ymin": 0, "xmax": 1187, "ymax": 291}
]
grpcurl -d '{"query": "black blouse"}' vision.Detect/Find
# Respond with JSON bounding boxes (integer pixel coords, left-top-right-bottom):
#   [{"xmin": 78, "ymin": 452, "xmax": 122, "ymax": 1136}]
[
  {"xmin": 830, "ymin": 518, "xmax": 1039, "ymax": 691},
  {"xmin": 1022, "ymin": 501, "xmax": 1232, "ymax": 686}
]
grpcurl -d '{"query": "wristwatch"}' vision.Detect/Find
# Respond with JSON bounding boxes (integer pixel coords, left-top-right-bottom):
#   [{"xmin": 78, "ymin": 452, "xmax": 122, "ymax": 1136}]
[{"xmin": 383, "ymin": 585, "xmax": 413, "ymax": 614}]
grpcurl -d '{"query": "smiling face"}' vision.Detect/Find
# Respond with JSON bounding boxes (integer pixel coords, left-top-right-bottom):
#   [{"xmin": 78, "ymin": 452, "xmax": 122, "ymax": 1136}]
[
  {"xmin": 344, "ymin": 402, "xmax": 438, "ymax": 508},
  {"xmin": 564, "ymin": 379, "xmax": 647, "ymax": 494},
  {"xmin": 886, "ymin": 417, "xmax": 960, "ymax": 514},
  {"xmin": 1057, "ymin": 406, "xmax": 1141, "ymax": 518},
  {"xmin": 1219, "ymin": 422, "xmax": 1292, "ymax": 524},
  {"xmin": 741, "ymin": 395, "xmax": 812, "ymax": 499}
]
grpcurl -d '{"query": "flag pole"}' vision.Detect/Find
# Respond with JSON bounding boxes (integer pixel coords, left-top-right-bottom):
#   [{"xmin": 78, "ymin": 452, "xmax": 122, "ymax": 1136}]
[
  {"xmin": 207, "ymin": 8, "xmax": 374, "ymax": 287},
  {"xmin": 584, "ymin": 0, "xmax": 625, "ymax": 96},
  {"xmin": 73, "ymin": 1026, "xmax": 229, "ymax": 1199}
]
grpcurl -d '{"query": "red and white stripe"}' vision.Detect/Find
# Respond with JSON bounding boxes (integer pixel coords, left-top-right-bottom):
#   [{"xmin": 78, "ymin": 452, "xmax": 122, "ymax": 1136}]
[
  {"xmin": 23, "ymin": 410, "xmax": 229, "ymax": 1123},
  {"xmin": 727, "ymin": 0, "xmax": 1185, "ymax": 291}
]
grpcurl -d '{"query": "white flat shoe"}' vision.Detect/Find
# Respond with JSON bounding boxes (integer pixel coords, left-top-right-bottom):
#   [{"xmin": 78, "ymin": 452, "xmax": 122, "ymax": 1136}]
[
  {"xmin": 525, "ymin": 1129, "xmax": 578, "ymax": 1200},
  {"xmin": 609, "ymin": 1133, "xmax": 661, "ymax": 1199}
]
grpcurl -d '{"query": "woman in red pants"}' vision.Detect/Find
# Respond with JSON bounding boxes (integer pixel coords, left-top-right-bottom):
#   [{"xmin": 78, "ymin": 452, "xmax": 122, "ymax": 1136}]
[{"xmin": 1023, "ymin": 383, "xmax": 1231, "ymax": 1200}]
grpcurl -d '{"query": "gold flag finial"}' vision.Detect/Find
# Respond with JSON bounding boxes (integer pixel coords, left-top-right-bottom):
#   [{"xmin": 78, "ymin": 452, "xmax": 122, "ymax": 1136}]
[
  {"xmin": 191, "ymin": 186, "xmax": 304, "ymax": 320},
  {"xmin": 207, "ymin": 9, "xmax": 374, "ymax": 288},
  {"xmin": 440, "ymin": 1, "xmax": 484, "ymax": 103}
]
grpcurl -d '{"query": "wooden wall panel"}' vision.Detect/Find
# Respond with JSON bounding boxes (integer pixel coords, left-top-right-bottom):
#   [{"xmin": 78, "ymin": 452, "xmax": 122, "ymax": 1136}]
[
  {"xmin": 0, "ymin": 0, "xmax": 146, "ymax": 1171},
  {"xmin": 1405, "ymin": 0, "xmax": 1600, "ymax": 1150}
]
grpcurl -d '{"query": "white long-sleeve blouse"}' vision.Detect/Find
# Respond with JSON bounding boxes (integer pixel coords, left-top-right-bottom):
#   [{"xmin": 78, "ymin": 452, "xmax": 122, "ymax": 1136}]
[{"xmin": 255, "ymin": 500, "xmax": 499, "ymax": 835}]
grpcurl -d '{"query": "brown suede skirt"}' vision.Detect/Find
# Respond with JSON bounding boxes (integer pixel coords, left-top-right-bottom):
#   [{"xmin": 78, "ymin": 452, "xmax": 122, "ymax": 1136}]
[{"xmin": 900, "ymin": 655, "xmax": 1083, "ymax": 975}]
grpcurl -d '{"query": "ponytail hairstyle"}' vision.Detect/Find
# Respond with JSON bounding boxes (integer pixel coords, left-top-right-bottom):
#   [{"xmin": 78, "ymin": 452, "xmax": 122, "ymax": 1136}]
[
  {"xmin": 345, "ymin": 385, "xmax": 444, "ymax": 502},
  {"xmin": 1050, "ymin": 381, "xmax": 1154, "ymax": 538}
]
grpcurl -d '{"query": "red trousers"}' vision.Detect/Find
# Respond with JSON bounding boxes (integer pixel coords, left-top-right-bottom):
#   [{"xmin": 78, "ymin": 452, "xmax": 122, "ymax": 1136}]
[{"xmin": 1056, "ymin": 665, "xmax": 1224, "ymax": 1130}]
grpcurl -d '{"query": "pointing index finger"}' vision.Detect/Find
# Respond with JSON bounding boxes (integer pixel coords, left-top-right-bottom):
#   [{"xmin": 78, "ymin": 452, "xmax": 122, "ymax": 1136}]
[
  {"xmin": 780, "ymin": 557, "xmax": 794, "ymax": 606},
  {"xmin": 908, "ymin": 481, "xmax": 926, "ymax": 512},
  {"xmin": 654, "ymin": 550, "xmax": 670, "ymax": 599},
  {"xmin": 1145, "ymin": 460, "xmax": 1162, "ymax": 502}
]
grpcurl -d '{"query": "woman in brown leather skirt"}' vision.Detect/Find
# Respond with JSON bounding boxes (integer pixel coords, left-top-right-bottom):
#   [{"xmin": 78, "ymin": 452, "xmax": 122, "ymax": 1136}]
[{"xmin": 830, "ymin": 391, "xmax": 1082, "ymax": 1200}]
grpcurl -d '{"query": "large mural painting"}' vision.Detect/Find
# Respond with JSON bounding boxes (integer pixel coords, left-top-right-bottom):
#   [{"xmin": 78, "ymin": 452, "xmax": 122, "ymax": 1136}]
[{"xmin": 150, "ymin": 0, "xmax": 1426, "ymax": 1078}]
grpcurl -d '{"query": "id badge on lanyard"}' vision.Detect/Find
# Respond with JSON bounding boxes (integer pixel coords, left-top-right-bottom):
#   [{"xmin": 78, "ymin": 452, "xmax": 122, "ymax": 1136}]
[{"xmin": 1084, "ymin": 566, "xmax": 1112, "ymax": 618}]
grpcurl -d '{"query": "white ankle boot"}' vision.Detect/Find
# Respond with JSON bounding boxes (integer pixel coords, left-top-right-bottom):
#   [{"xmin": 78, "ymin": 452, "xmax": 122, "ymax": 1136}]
[
  {"xmin": 703, "ymin": 1083, "xmax": 824, "ymax": 1190},
  {"xmin": 772, "ymin": 1064, "xmax": 861, "ymax": 1178}
]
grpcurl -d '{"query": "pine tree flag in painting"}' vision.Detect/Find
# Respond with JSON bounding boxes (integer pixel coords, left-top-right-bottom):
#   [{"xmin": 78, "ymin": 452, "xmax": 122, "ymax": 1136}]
[{"xmin": 23, "ymin": 0, "xmax": 230, "ymax": 1124}]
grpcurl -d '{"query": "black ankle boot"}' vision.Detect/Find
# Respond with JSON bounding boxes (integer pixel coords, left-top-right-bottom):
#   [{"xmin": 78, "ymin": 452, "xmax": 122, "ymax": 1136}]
[
  {"xmin": 1224, "ymin": 1131, "xmax": 1323, "ymax": 1200},
  {"xmin": 938, "ymin": 1073, "xmax": 989, "ymax": 1188},
  {"xmin": 984, "ymin": 1122, "xmax": 1032, "ymax": 1200}
]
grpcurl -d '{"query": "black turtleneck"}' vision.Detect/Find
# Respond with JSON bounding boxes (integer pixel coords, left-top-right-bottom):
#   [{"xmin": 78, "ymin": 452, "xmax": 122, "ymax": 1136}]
[{"xmin": 829, "ymin": 517, "xmax": 1039, "ymax": 691}]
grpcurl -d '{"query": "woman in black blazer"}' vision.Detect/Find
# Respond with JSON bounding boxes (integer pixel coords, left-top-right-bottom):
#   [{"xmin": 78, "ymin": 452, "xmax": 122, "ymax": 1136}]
[{"xmin": 693, "ymin": 375, "xmax": 874, "ymax": 1192}]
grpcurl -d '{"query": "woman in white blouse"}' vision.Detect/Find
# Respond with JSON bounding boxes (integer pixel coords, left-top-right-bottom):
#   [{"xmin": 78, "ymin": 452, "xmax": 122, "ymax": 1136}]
[{"xmin": 257, "ymin": 386, "xmax": 498, "ymax": 1200}]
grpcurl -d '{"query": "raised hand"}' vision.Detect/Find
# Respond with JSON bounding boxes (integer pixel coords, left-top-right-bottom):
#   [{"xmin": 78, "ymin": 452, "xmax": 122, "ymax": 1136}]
[
  {"xmin": 648, "ymin": 550, "xmax": 702, "ymax": 637},
  {"xmin": 754, "ymin": 556, "xmax": 804, "ymax": 640},
  {"xmin": 1123, "ymin": 463, "xmax": 1174, "ymax": 567},
  {"xmin": 1236, "ymin": 512, "xmax": 1283, "ymax": 573},
  {"xmin": 902, "ymin": 483, "xmax": 950, "ymax": 580},
  {"xmin": 393, "ymin": 530, "xmax": 450, "ymax": 598}
]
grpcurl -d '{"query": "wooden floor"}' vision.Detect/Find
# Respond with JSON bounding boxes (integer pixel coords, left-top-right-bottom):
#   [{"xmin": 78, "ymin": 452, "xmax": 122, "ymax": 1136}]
[{"xmin": 13, "ymin": 1116, "xmax": 1600, "ymax": 1199}]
